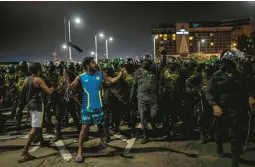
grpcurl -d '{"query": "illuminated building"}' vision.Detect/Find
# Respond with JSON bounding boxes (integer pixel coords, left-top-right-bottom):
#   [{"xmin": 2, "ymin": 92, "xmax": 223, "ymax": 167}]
[{"xmin": 152, "ymin": 18, "xmax": 255, "ymax": 56}]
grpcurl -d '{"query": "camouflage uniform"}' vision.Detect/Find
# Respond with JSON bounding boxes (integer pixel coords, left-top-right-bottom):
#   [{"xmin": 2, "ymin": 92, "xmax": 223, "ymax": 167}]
[
  {"xmin": 130, "ymin": 54, "xmax": 158, "ymax": 144},
  {"xmin": 160, "ymin": 65, "xmax": 181, "ymax": 139},
  {"xmin": 205, "ymin": 50, "xmax": 249, "ymax": 167}
]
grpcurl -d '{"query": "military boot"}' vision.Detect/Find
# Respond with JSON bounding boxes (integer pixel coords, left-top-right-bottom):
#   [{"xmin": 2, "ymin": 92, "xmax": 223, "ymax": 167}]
[
  {"xmin": 217, "ymin": 143, "xmax": 224, "ymax": 158},
  {"xmin": 141, "ymin": 128, "xmax": 149, "ymax": 144}
]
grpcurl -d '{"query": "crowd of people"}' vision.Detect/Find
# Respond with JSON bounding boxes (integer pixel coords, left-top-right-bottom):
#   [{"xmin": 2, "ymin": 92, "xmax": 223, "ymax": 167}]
[{"xmin": 0, "ymin": 48, "xmax": 255, "ymax": 167}]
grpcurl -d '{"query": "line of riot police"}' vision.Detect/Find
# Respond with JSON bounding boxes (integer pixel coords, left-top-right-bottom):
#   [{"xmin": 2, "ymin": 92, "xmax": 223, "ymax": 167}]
[{"xmin": 0, "ymin": 49, "xmax": 255, "ymax": 167}]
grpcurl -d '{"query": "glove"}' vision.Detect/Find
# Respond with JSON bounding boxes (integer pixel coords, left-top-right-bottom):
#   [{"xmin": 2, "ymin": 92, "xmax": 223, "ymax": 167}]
[
  {"xmin": 249, "ymin": 97, "xmax": 255, "ymax": 106},
  {"xmin": 213, "ymin": 105, "xmax": 222, "ymax": 117}
]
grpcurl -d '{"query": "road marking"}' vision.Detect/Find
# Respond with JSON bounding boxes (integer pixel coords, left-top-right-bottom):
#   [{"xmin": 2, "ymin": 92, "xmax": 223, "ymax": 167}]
[
  {"xmin": 0, "ymin": 134, "xmax": 54, "ymax": 140},
  {"xmin": 0, "ymin": 134, "xmax": 26, "ymax": 140},
  {"xmin": 29, "ymin": 142, "xmax": 40, "ymax": 152},
  {"xmin": 124, "ymin": 138, "xmax": 136, "ymax": 154},
  {"xmin": 19, "ymin": 135, "xmax": 29, "ymax": 139},
  {"xmin": 113, "ymin": 123, "xmax": 142, "ymax": 154},
  {"xmin": 55, "ymin": 140, "xmax": 72, "ymax": 161}
]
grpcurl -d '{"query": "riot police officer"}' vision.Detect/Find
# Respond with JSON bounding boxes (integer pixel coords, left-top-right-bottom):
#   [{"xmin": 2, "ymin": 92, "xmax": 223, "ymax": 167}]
[
  {"xmin": 181, "ymin": 58, "xmax": 200, "ymax": 135},
  {"xmin": 159, "ymin": 56, "xmax": 181, "ymax": 141},
  {"xmin": 205, "ymin": 49, "xmax": 255, "ymax": 167},
  {"xmin": 102, "ymin": 62, "xmax": 118, "ymax": 141},
  {"xmin": 15, "ymin": 61, "xmax": 31, "ymax": 130},
  {"xmin": 52, "ymin": 62, "xmax": 81, "ymax": 142},
  {"xmin": 4, "ymin": 64, "xmax": 16, "ymax": 107},
  {"xmin": 122, "ymin": 58, "xmax": 137, "ymax": 138},
  {"xmin": 43, "ymin": 61, "xmax": 58, "ymax": 132},
  {"xmin": 129, "ymin": 54, "xmax": 158, "ymax": 144}
]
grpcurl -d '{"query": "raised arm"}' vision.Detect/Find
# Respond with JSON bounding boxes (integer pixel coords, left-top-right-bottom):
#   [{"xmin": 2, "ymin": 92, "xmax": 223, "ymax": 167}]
[
  {"xmin": 69, "ymin": 76, "xmax": 80, "ymax": 89},
  {"xmin": 103, "ymin": 68, "xmax": 124, "ymax": 84},
  {"xmin": 37, "ymin": 78, "xmax": 54, "ymax": 95}
]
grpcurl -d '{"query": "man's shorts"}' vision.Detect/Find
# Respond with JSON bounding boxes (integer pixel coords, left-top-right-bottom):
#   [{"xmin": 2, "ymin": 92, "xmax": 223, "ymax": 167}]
[
  {"xmin": 81, "ymin": 108, "xmax": 104, "ymax": 126},
  {"xmin": 30, "ymin": 111, "xmax": 43, "ymax": 128}
]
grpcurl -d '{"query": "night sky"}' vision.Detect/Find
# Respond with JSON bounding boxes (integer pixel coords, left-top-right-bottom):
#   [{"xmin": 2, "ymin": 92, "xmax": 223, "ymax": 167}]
[{"xmin": 0, "ymin": 1, "xmax": 254, "ymax": 62}]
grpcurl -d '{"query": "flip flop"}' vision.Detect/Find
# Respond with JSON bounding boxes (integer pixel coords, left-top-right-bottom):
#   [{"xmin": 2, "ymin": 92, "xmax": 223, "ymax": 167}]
[
  {"xmin": 98, "ymin": 143, "xmax": 108, "ymax": 150},
  {"xmin": 75, "ymin": 156, "xmax": 84, "ymax": 163},
  {"xmin": 18, "ymin": 155, "xmax": 36, "ymax": 163}
]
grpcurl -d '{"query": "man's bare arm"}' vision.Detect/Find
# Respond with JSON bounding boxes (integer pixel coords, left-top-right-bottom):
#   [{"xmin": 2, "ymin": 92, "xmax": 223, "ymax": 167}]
[
  {"xmin": 103, "ymin": 68, "xmax": 124, "ymax": 84},
  {"xmin": 37, "ymin": 78, "xmax": 54, "ymax": 95},
  {"xmin": 69, "ymin": 76, "xmax": 80, "ymax": 89}
]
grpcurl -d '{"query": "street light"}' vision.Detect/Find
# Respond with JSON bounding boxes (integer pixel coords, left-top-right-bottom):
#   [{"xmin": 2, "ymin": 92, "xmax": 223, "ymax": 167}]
[
  {"xmin": 91, "ymin": 51, "xmax": 95, "ymax": 55},
  {"xmin": 64, "ymin": 16, "xmax": 82, "ymax": 62},
  {"xmin": 197, "ymin": 39, "xmax": 205, "ymax": 52},
  {"xmin": 75, "ymin": 18, "xmax": 81, "ymax": 24},
  {"xmin": 95, "ymin": 33, "xmax": 113, "ymax": 62},
  {"xmin": 62, "ymin": 45, "xmax": 67, "ymax": 49},
  {"xmin": 153, "ymin": 35, "xmax": 158, "ymax": 57}
]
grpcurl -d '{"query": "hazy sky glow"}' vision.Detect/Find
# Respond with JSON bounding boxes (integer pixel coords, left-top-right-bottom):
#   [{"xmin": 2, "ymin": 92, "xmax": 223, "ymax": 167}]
[{"xmin": 0, "ymin": 1, "xmax": 254, "ymax": 62}]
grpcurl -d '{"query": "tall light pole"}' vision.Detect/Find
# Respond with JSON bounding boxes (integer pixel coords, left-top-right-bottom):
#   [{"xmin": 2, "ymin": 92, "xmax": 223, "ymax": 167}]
[
  {"xmin": 153, "ymin": 35, "xmax": 158, "ymax": 57},
  {"xmin": 64, "ymin": 17, "xmax": 81, "ymax": 62},
  {"xmin": 106, "ymin": 39, "xmax": 108, "ymax": 59},
  {"xmin": 107, "ymin": 37, "xmax": 113, "ymax": 59},
  {"xmin": 64, "ymin": 17, "xmax": 67, "ymax": 61},
  {"xmin": 95, "ymin": 33, "xmax": 103, "ymax": 64},
  {"xmin": 95, "ymin": 33, "xmax": 113, "ymax": 62},
  {"xmin": 95, "ymin": 33, "xmax": 104, "ymax": 63},
  {"xmin": 95, "ymin": 35, "xmax": 98, "ymax": 63},
  {"xmin": 198, "ymin": 39, "xmax": 205, "ymax": 52},
  {"xmin": 68, "ymin": 20, "xmax": 72, "ymax": 61}
]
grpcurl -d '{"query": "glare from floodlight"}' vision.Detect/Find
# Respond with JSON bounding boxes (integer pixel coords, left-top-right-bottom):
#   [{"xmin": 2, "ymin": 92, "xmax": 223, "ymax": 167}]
[
  {"xmin": 201, "ymin": 39, "xmax": 205, "ymax": 43},
  {"xmin": 109, "ymin": 37, "xmax": 113, "ymax": 41},
  {"xmin": 91, "ymin": 52, "xmax": 95, "ymax": 55},
  {"xmin": 62, "ymin": 45, "xmax": 67, "ymax": 49},
  {"xmin": 75, "ymin": 18, "xmax": 81, "ymax": 24},
  {"xmin": 99, "ymin": 33, "xmax": 104, "ymax": 38}
]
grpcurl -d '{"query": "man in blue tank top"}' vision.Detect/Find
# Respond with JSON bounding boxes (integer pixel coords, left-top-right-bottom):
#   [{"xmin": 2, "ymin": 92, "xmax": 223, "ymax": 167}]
[{"xmin": 68, "ymin": 57, "xmax": 124, "ymax": 163}]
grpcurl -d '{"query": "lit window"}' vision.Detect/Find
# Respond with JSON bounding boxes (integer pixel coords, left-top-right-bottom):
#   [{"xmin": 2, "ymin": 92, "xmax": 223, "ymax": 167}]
[
  {"xmin": 159, "ymin": 34, "xmax": 163, "ymax": 37},
  {"xmin": 189, "ymin": 36, "xmax": 193, "ymax": 40},
  {"xmin": 172, "ymin": 34, "xmax": 176, "ymax": 37},
  {"xmin": 233, "ymin": 43, "xmax": 236, "ymax": 47},
  {"xmin": 172, "ymin": 37, "xmax": 176, "ymax": 41},
  {"xmin": 210, "ymin": 42, "xmax": 214, "ymax": 46},
  {"xmin": 163, "ymin": 37, "xmax": 168, "ymax": 41},
  {"xmin": 210, "ymin": 33, "xmax": 214, "ymax": 36},
  {"xmin": 164, "ymin": 34, "xmax": 168, "ymax": 38},
  {"xmin": 190, "ymin": 43, "xmax": 193, "ymax": 46}
]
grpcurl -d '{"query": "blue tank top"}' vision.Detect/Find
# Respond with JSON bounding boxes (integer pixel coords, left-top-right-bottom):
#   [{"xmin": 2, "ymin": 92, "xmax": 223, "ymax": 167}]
[{"xmin": 79, "ymin": 71, "xmax": 103, "ymax": 110}]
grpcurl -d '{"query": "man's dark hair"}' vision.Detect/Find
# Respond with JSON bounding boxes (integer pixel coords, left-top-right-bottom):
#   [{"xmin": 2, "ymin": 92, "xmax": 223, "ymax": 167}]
[
  {"xmin": 29, "ymin": 62, "xmax": 42, "ymax": 75},
  {"xmin": 82, "ymin": 57, "xmax": 94, "ymax": 70}
]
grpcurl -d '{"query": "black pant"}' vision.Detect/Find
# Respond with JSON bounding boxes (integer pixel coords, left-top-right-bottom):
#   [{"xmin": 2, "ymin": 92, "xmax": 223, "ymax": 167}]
[
  {"xmin": 162, "ymin": 95, "xmax": 179, "ymax": 135},
  {"xmin": 55, "ymin": 99, "xmax": 81, "ymax": 136},
  {"xmin": 214, "ymin": 107, "xmax": 247, "ymax": 161},
  {"xmin": 44, "ymin": 98, "xmax": 57, "ymax": 130},
  {"xmin": 103, "ymin": 103, "xmax": 121, "ymax": 132},
  {"xmin": 103, "ymin": 106, "xmax": 111, "ymax": 139},
  {"xmin": 138, "ymin": 98, "xmax": 158, "ymax": 138},
  {"xmin": 196, "ymin": 99, "xmax": 213, "ymax": 139}
]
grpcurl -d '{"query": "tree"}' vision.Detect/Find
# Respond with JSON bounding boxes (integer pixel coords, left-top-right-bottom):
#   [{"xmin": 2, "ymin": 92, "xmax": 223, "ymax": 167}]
[
  {"xmin": 251, "ymin": 31, "xmax": 255, "ymax": 55},
  {"xmin": 180, "ymin": 35, "xmax": 189, "ymax": 55},
  {"xmin": 237, "ymin": 33, "xmax": 254, "ymax": 55}
]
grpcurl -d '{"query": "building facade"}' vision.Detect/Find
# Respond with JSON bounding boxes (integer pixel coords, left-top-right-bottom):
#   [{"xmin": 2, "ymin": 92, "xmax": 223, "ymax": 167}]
[{"xmin": 152, "ymin": 18, "xmax": 255, "ymax": 56}]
